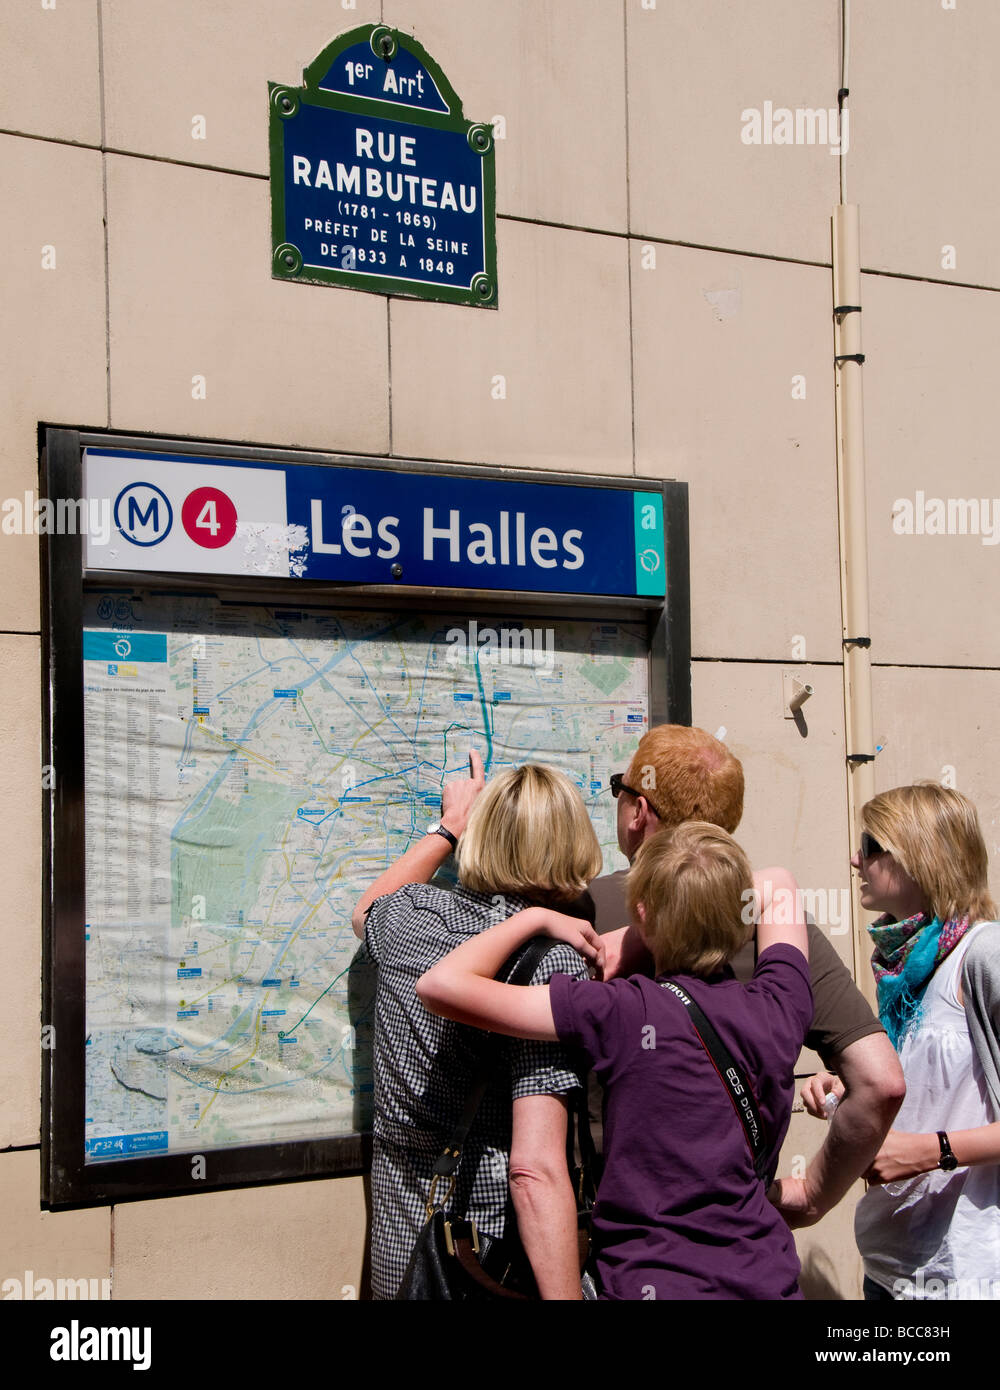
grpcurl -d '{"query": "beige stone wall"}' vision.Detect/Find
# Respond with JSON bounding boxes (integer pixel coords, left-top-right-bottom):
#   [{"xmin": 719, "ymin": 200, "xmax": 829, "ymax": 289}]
[{"xmin": 2, "ymin": 0, "xmax": 996, "ymax": 1302}]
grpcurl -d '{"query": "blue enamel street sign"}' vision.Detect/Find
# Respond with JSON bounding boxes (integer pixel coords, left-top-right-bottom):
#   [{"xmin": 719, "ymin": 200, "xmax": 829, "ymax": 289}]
[
  {"xmin": 270, "ymin": 25, "xmax": 497, "ymax": 308},
  {"xmin": 82, "ymin": 450, "xmax": 667, "ymax": 600}
]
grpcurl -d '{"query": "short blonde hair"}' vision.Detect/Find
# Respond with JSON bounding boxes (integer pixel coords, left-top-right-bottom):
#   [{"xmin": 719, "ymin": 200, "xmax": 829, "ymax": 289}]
[
  {"xmin": 626, "ymin": 822, "xmax": 753, "ymax": 975},
  {"xmin": 626, "ymin": 725, "xmax": 744, "ymax": 833},
  {"xmin": 863, "ymin": 784, "xmax": 997, "ymax": 924},
  {"xmin": 458, "ymin": 763, "xmax": 602, "ymax": 903}
]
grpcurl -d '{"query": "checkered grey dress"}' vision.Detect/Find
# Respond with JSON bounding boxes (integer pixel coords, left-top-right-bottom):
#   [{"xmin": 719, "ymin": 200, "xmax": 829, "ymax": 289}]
[{"xmin": 362, "ymin": 882, "xmax": 587, "ymax": 1300}]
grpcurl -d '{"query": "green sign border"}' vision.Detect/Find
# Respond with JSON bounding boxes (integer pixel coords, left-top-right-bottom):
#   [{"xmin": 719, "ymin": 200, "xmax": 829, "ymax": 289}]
[{"xmin": 269, "ymin": 25, "xmax": 498, "ymax": 308}]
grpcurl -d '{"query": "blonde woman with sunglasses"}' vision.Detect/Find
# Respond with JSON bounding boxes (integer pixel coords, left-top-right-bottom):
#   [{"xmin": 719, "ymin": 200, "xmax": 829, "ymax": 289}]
[{"xmin": 816, "ymin": 785, "xmax": 1000, "ymax": 1300}]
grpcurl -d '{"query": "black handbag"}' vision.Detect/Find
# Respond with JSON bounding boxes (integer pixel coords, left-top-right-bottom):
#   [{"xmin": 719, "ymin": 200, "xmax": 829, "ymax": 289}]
[{"xmin": 396, "ymin": 937, "xmax": 596, "ymax": 1300}]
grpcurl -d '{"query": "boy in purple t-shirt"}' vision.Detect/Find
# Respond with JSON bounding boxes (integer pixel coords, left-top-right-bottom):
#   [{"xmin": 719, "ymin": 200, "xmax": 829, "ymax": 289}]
[{"xmin": 417, "ymin": 822, "xmax": 812, "ymax": 1300}]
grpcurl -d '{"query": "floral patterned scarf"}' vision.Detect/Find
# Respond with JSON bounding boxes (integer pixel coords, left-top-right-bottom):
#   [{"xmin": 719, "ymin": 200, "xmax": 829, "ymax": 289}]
[{"xmin": 868, "ymin": 911, "xmax": 972, "ymax": 1050}]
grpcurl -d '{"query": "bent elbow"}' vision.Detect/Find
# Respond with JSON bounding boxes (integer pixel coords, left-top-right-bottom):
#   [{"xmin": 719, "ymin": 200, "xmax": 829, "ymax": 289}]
[
  {"xmin": 508, "ymin": 1162, "xmax": 567, "ymax": 1198},
  {"xmin": 868, "ymin": 1048, "xmax": 906, "ymax": 1112},
  {"xmin": 880, "ymin": 1065, "xmax": 907, "ymax": 1112},
  {"xmin": 415, "ymin": 972, "xmax": 443, "ymax": 1013},
  {"xmin": 848, "ymin": 1059, "xmax": 905, "ymax": 1120}
]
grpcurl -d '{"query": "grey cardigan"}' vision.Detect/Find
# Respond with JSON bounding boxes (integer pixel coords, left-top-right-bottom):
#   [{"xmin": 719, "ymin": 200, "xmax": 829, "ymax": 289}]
[{"xmin": 962, "ymin": 922, "xmax": 1000, "ymax": 1120}]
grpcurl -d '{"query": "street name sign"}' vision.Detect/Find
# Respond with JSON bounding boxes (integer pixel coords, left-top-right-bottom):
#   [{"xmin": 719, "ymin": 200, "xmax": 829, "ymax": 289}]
[{"xmin": 270, "ymin": 25, "xmax": 497, "ymax": 307}]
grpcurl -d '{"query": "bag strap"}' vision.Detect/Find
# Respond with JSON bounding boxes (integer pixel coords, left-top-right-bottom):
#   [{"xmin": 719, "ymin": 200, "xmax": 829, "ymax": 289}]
[
  {"xmin": 569, "ymin": 1075, "xmax": 599, "ymax": 1199},
  {"xmin": 429, "ymin": 936, "xmax": 558, "ymax": 1185},
  {"xmin": 659, "ymin": 978, "xmax": 772, "ymax": 1182}
]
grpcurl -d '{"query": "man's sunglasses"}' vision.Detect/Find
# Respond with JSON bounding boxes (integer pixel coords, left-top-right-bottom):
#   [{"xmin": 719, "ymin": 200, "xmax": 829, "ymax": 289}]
[
  {"xmin": 610, "ymin": 772, "xmax": 641, "ymax": 800},
  {"xmin": 860, "ymin": 831, "xmax": 885, "ymax": 859}
]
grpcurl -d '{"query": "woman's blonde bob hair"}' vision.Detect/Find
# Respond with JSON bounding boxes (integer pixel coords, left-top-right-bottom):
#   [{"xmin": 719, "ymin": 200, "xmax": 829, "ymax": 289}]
[
  {"xmin": 626, "ymin": 821, "xmax": 753, "ymax": 976},
  {"xmin": 862, "ymin": 783, "xmax": 997, "ymax": 924},
  {"xmin": 458, "ymin": 763, "xmax": 602, "ymax": 902}
]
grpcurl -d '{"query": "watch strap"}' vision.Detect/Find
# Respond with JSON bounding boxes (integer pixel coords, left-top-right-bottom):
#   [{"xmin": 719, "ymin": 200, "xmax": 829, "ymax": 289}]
[
  {"xmin": 937, "ymin": 1130, "xmax": 958, "ymax": 1170},
  {"xmin": 429, "ymin": 824, "xmax": 458, "ymax": 849}
]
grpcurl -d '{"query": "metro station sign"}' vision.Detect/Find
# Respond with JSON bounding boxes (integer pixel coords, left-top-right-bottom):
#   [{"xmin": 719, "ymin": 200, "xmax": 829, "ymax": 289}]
[
  {"xmin": 269, "ymin": 25, "xmax": 497, "ymax": 307},
  {"xmin": 82, "ymin": 449, "xmax": 666, "ymax": 599}
]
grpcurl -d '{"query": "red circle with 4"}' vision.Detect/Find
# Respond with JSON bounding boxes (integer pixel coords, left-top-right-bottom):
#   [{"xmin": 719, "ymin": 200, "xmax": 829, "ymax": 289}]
[{"xmin": 181, "ymin": 487, "xmax": 238, "ymax": 549}]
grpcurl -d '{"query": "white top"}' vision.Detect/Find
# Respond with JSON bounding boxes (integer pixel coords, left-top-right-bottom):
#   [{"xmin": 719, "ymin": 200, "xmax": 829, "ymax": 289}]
[{"xmin": 855, "ymin": 921, "xmax": 1000, "ymax": 1299}]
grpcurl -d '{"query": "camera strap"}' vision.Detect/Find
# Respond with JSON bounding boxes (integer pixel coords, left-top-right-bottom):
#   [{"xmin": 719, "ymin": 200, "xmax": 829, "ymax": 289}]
[{"xmin": 659, "ymin": 979, "xmax": 772, "ymax": 1182}]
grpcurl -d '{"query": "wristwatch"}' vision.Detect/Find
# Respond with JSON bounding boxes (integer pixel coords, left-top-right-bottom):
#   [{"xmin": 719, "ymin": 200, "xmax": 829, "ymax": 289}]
[
  {"xmin": 427, "ymin": 822, "xmax": 458, "ymax": 850},
  {"xmin": 937, "ymin": 1131, "xmax": 959, "ymax": 1171}
]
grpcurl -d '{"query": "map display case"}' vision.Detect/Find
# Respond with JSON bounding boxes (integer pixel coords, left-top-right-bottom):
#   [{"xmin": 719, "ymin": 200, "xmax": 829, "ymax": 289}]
[{"xmin": 40, "ymin": 428, "xmax": 689, "ymax": 1206}]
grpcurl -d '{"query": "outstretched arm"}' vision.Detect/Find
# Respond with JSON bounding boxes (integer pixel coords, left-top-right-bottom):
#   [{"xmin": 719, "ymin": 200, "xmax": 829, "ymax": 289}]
[
  {"xmin": 865, "ymin": 1121, "xmax": 1000, "ymax": 1183},
  {"xmin": 351, "ymin": 750, "xmax": 485, "ymax": 936},
  {"xmin": 416, "ymin": 907, "xmax": 603, "ymax": 1041}
]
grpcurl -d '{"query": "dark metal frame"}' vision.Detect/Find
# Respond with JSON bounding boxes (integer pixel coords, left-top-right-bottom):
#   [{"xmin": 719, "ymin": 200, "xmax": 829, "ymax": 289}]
[{"xmin": 40, "ymin": 425, "xmax": 690, "ymax": 1208}]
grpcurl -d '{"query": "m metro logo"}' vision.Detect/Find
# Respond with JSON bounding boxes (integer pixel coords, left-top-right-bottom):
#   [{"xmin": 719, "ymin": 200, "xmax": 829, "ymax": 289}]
[{"xmin": 113, "ymin": 483, "xmax": 173, "ymax": 547}]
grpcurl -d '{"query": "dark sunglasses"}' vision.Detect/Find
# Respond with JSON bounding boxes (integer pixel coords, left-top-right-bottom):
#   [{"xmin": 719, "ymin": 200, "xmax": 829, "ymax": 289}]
[
  {"xmin": 860, "ymin": 831, "xmax": 885, "ymax": 859},
  {"xmin": 610, "ymin": 772, "xmax": 641, "ymax": 800}
]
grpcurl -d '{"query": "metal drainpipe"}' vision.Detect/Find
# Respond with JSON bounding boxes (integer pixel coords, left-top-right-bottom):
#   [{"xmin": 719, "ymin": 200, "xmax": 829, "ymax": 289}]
[{"xmin": 832, "ymin": 203, "xmax": 877, "ymax": 1007}]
